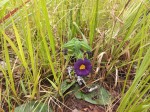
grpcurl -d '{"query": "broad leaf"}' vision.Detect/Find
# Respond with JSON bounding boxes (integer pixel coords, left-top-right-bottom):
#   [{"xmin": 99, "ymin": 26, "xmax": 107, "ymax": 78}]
[
  {"xmin": 80, "ymin": 41, "xmax": 92, "ymax": 51},
  {"xmin": 75, "ymin": 84, "xmax": 111, "ymax": 105},
  {"xmin": 61, "ymin": 80, "xmax": 76, "ymax": 94},
  {"xmin": 14, "ymin": 101, "xmax": 52, "ymax": 112}
]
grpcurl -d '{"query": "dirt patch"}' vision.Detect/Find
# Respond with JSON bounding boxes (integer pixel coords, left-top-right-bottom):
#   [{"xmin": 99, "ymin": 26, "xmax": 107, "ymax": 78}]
[{"xmin": 56, "ymin": 95, "xmax": 105, "ymax": 112}]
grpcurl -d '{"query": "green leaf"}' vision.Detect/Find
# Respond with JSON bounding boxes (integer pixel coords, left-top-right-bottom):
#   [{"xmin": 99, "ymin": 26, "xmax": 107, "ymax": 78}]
[
  {"xmin": 14, "ymin": 101, "xmax": 52, "ymax": 112},
  {"xmin": 74, "ymin": 40, "xmax": 81, "ymax": 51},
  {"xmin": 61, "ymin": 80, "xmax": 76, "ymax": 94},
  {"xmin": 63, "ymin": 38, "xmax": 78, "ymax": 49},
  {"xmin": 76, "ymin": 51, "xmax": 83, "ymax": 59},
  {"xmin": 80, "ymin": 41, "xmax": 92, "ymax": 51},
  {"xmin": 75, "ymin": 84, "xmax": 111, "ymax": 105},
  {"xmin": 63, "ymin": 42, "xmax": 75, "ymax": 49},
  {"xmin": 63, "ymin": 38, "xmax": 91, "ymax": 58}
]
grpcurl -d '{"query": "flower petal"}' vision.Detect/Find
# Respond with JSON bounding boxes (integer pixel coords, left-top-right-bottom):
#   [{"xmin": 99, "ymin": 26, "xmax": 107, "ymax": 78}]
[{"xmin": 74, "ymin": 58, "xmax": 92, "ymax": 76}]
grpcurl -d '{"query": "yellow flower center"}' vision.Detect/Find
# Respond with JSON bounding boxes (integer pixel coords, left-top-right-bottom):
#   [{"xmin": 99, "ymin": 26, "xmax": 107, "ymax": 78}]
[{"xmin": 79, "ymin": 64, "xmax": 86, "ymax": 70}]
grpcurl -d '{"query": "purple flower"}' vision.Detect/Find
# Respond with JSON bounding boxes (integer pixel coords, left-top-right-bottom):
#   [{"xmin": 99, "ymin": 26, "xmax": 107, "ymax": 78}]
[{"xmin": 74, "ymin": 58, "xmax": 92, "ymax": 76}]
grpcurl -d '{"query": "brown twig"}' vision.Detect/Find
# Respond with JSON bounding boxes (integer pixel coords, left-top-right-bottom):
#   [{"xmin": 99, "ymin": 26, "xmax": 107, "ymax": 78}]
[{"xmin": 0, "ymin": 0, "xmax": 30, "ymax": 24}]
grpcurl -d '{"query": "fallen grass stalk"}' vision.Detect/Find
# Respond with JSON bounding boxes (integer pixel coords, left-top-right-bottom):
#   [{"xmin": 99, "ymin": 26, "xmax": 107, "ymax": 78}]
[{"xmin": 0, "ymin": 0, "xmax": 30, "ymax": 24}]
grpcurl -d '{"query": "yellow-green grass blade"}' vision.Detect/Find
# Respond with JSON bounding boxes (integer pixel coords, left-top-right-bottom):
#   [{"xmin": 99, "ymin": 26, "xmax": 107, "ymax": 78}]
[
  {"xmin": 0, "ymin": 0, "xmax": 9, "ymax": 8},
  {"xmin": 32, "ymin": 0, "xmax": 58, "ymax": 83},
  {"xmin": 0, "ymin": 65, "xmax": 11, "ymax": 111},
  {"xmin": 117, "ymin": 47, "xmax": 150, "ymax": 112},
  {"xmin": 114, "ymin": 2, "xmax": 144, "ymax": 56},
  {"xmin": 46, "ymin": 78, "xmax": 58, "ymax": 92},
  {"xmin": 20, "ymin": 79, "xmax": 27, "ymax": 96},
  {"xmin": 89, "ymin": 0, "xmax": 99, "ymax": 46},
  {"xmin": 24, "ymin": 4, "xmax": 37, "ymax": 80},
  {"xmin": 40, "ymin": 22, "xmax": 58, "ymax": 83},
  {"xmin": 1, "ymin": 30, "xmax": 32, "ymax": 96},
  {"xmin": 12, "ymin": 20, "xmax": 28, "ymax": 70},
  {"xmin": 31, "ymin": 71, "xmax": 40, "ymax": 99},
  {"xmin": 2, "ymin": 31, "xmax": 21, "ymax": 60},
  {"xmin": 40, "ymin": 0, "xmax": 56, "ymax": 61},
  {"xmin": 128, "ymin": 75, "xmax": 150, "ymax": 112},
  {"xmin": 73, "ymin": 22, "xmax": 88, "ymax": 43},
  {"xmin": 3, "ymin": 38, "xmax": 17, "ymax": 97}
]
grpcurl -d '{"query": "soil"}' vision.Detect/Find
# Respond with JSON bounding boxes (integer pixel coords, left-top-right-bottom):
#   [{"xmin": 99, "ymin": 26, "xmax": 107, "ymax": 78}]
[{"xmin": 61, "ymin": 95, "xmax": 105, "ymax": 112}]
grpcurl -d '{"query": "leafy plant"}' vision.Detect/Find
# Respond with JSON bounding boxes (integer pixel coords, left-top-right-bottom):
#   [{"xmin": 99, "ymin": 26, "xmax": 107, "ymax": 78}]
[
  {"xmin": 60, "ymin": 79, "xmax": 76, "ymax": 94},
  {"xmin": 63, "ymin": 38, "xmax": 91, "ymax": 59},
  {"xmin": 75, "ymin": 84, "xmax": 111, "ymax": 105},
  {"xmin": 0, "ymin": 0, "xmax": 149, "ymax": 111},
  {"xmin": 14, "ymin": 101, "xmax": 52, "ymax": 112}
]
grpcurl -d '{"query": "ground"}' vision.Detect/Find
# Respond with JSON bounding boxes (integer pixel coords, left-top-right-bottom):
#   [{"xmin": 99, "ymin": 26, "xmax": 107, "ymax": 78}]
[{"xmin": 59, "ymin": 95, "xmax": 106, "ymax": 112}]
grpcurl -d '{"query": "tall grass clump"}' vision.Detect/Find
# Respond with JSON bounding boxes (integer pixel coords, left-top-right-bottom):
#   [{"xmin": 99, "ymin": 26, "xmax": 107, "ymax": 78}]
[{"xmin": 0, "ymin": 0, "xmax": 149, "ymax": 111}]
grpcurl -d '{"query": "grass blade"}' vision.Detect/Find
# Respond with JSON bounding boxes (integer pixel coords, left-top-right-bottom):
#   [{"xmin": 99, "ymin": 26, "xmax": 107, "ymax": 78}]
[
  {"xmin": 89, "ymin": 0, "xmax": 99, "ymax": 46},
  {"xmin": 40, "ymin": 0, "xmax": 56, "ymax": 61},
  {"xmin": 117, "ymin": 47, "xmax": 150, "ymax": 112},
  {"xmin": 3, "ymin": 38, "xmax": 17, "ymax": 97}
]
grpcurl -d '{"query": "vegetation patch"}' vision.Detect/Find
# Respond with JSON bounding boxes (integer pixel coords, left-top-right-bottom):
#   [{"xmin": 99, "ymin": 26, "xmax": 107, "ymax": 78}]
[{"xmin": 0, "ymin": 0, "xmax": 150, "ymax": 112}]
